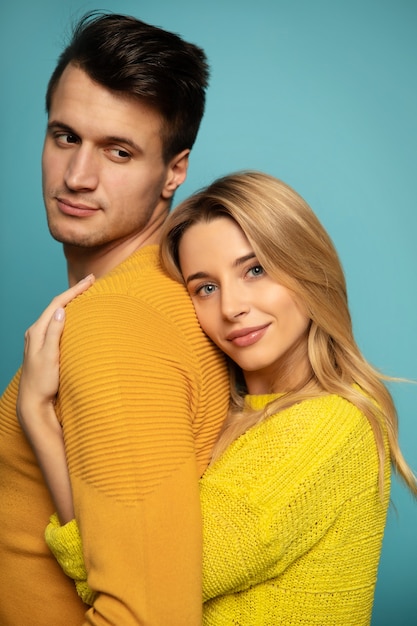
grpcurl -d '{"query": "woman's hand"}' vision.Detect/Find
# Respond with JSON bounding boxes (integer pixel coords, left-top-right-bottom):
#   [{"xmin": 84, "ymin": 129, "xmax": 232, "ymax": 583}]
[
  {"xmin": 17, "ymin": 275, "xmax": 95, "ymax": 415},
  {"xmin": 17, "ymin": 274, "xmax": 95, "ymax": 523}
]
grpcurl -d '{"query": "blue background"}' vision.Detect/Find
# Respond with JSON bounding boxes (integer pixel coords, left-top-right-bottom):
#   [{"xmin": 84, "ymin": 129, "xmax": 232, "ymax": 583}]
[{"xmin": 1, "ymin": 1, "xmax": 416, "ymax": 623}]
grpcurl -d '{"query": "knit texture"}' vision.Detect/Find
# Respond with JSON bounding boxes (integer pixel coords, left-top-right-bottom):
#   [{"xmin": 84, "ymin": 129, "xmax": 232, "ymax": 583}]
[
  {"xmin": 0, "ymin": 245, "xmax": 229, "ymax": 626},
  {"xmin": 45, "ymin": 392, "xmax": 390, "ymax": 625},
  {"xmin": 201, "ymin": 393, "xmax": 390, "ymax": 625},
  {"xmin": 46, "ymin": 513, "xmax": 97, "ymax": 606}
]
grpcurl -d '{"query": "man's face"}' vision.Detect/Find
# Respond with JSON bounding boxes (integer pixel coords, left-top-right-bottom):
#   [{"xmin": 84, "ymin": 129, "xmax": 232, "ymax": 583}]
[{"xmin": 42, "ymin": 64, "xmax": 188, "ymax": 255}]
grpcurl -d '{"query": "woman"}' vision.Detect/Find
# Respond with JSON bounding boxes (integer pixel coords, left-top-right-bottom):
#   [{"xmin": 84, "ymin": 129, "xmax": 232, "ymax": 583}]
[{"xmin": 18, "ymin": 172, "xmax": 416, "ymax": 625}]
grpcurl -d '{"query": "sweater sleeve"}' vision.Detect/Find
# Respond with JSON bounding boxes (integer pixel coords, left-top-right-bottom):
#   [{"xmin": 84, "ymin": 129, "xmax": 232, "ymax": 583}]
[
  {"xmin": 200, "ymin": 395, "xmax": 382, "ymax": 602},
  {"xmin": 57, "ymin": 291, "xmax": 208, "ymax": 625},
  {"xmin": 46, "ymin": 395, "xmax": 382, "ymax": 616},
  {"xmin": 45, "ymin": 514, "xmax": 96, "ymax": 606}
]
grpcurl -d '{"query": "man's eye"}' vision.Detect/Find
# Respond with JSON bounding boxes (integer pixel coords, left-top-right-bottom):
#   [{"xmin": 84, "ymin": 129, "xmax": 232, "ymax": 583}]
[
  {"xmin": 57, "ymin": 133, "xmax": 78, "ymax": 144},
  {"xmin": 109, "ymin": 148, "xmax": 131, "ymax": 160}
]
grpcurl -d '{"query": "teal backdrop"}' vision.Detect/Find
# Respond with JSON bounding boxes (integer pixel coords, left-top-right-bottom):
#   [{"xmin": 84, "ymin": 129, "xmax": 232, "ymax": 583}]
[{"xmin": 1, "ymin": 1, "xmax": 416, "ymax": 623}]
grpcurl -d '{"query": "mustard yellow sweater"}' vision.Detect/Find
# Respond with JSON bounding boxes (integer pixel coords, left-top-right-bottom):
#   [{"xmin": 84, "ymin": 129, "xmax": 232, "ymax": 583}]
[
  {"xmin": 0, "ymin": 245, "xmax": 229, "ymax": 626},
  {"xmin": 46, "ymin": 392, "xmax": 390, "ymax": 625}
]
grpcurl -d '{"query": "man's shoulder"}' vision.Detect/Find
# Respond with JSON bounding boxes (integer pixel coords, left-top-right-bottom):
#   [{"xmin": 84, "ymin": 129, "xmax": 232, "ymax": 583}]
[
  {"xmin": 65, "ymin": 246, "xmax": 198, "ymax": 335},
  {"xmin": 110, "ymin": 247, "xmax": 191, "ymax": 308},
  {"xmin": 70, "ymin": 245, "xmax": 190, "ymax": 305}
]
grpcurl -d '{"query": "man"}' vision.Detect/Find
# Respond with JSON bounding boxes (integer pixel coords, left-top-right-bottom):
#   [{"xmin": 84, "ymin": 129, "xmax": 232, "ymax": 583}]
[{"xmin": 0, "ymin": 13, "xmax": 228, "ymax": 625}]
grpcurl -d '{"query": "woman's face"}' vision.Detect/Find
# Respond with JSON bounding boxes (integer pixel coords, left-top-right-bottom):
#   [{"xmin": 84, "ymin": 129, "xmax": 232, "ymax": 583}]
[{"xmin": 178, "ymin": 216, "xmax": 311, "ymax": 394}]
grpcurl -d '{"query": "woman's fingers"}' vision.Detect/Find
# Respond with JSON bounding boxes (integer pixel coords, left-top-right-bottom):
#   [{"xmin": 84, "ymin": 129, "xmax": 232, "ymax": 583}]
[
  {"xmin": 24, "ymin": 274, "xmax": 95, "ymax": 353},
  {"xmin": 37, "ymin": 307, "xmax": 66, "ymax": 359},
  {"xmin": 20, "ymin": 309, "xmax": 65, "ymax": 406},
  {"xmin": 46, "ymin": 274, "xmax": 95, "ymax": 314},
  {"xmin": 19, "ymin": 274, "xmax": 96, "ymax": 408}
]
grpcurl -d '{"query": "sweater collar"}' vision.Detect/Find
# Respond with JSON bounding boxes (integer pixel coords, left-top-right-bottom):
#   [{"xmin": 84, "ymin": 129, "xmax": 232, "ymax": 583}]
[{"xmin": 244, "ymin": 393, "xmax": 284, "ymax": 411}]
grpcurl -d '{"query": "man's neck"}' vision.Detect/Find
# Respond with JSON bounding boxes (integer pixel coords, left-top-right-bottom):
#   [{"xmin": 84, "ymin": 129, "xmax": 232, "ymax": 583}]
[{"xmin": 65, "ymin": 228, "xmax": 162, "ymax": 287}]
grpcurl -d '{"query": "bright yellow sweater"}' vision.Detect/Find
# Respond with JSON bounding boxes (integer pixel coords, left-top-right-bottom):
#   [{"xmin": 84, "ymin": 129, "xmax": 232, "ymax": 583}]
[
  {"xmin": 201, "ymin": 393, "xmax": 390, "ymax": 625},
  {"xmin": 0, "ymin": 245, "xmax": 229, "ymax": 626},
  {"xmin": 46, "ymin": 392, "xmax": 390, "ymax": 625}
]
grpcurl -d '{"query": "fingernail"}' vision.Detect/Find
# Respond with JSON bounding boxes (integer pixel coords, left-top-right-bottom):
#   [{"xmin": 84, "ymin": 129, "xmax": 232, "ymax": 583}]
[
  {"xmin": 54, "ymin": 308, "xmax": 65, "ymax": 321},
  {"xmin": 80, "ymin": 273, "xmax": 94, "ymax": 283}
]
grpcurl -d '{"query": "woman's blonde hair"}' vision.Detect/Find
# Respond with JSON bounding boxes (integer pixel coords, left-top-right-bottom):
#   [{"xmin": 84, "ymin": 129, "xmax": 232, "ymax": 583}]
[{"xmin": 160, "ymin": 171, "xmax": 416, "ymax": 494}]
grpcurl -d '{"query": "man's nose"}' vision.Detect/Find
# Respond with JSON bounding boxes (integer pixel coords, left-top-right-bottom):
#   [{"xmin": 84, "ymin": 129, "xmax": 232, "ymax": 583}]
[{"xmin": 64, "ymin": 146, "xmax": 99, "ymax": 191}]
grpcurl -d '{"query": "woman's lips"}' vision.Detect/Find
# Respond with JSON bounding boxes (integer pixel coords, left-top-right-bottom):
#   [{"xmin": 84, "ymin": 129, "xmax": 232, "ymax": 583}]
[{"xmin": 227, "ymin": 324, "xmax": 270, "ymax": 347}]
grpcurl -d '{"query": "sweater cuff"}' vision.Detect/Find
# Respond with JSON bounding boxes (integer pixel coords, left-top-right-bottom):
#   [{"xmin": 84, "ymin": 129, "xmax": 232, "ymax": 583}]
[{"xmin": 45, "ymin": 512, "xmax": 97, "ymax": 606}]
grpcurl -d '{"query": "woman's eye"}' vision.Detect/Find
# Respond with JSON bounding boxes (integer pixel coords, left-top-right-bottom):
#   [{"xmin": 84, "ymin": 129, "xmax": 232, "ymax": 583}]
[
  {"xmin": 197, "ymin": 283, "xmax": 217, "ymax": 297},
  {"xmin": 248, "ymin": 264, "xmax": 264, "ymax": 277}
]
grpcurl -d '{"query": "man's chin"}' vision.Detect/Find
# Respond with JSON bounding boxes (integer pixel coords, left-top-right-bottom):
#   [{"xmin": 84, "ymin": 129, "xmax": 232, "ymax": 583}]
[{"xmin": 49, "ymin": 230, "xmax": 97, "ymax": 249}]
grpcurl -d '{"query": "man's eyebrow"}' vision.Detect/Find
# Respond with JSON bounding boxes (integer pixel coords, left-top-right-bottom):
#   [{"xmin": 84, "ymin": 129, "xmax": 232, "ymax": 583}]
[
  {"xmin": 47, "ymin": 120, "xmax": 76, "ymax": 134},
  {"xmin": 105, "ymin": 135, "xmax": 143, "ymax": 154},
  {"xmin": 46, "ymin": 120, "xmax": 143, "ymax": 153},
  {"xmin": 185, "ymin": 253, "xmax": 257, "ymax": 285}
]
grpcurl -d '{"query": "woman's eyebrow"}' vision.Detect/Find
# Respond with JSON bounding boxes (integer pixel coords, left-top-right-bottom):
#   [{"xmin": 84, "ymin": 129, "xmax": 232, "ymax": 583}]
[
  {"xmin": 185, "ymin": 253, "xmax": 257, "ymax": 285},
  {"xmin": 185, "ymin": 271, "xmax": 209, "ymax": 285},
  {"xmin": 233, "ymin": 252, "xmax": 256, "ymax": 268}
]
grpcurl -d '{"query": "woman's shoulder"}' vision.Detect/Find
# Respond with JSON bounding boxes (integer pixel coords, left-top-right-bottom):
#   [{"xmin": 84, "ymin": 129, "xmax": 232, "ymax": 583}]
[
  {"xmin": 248, "ymin": 391, "xmax": 369, "ymax": 434},
  {"xmin": 203, "ymin": 391, "xmax": 374, "ymax": 483}
]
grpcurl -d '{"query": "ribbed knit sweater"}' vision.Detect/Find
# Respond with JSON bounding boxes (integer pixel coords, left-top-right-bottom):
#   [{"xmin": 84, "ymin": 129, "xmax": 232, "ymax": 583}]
[
  {"xmin": 0, "ymin": 245, "xmax": 229, "ymax": 626},
  {"xmin": 46, "ymin": 392, "xmax": 390, "ymax": 625}
]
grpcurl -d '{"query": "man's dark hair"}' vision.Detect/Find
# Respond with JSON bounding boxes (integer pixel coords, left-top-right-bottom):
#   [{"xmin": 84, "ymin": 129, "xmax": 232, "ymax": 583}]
[{"xmin": 46, "ymin": 12, "xmax": 210, "ymax": 162}]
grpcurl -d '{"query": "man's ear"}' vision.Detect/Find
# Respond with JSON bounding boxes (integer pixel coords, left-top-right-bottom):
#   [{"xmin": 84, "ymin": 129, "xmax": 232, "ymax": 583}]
[{"xmin": 162, "ymin": 149, "xmax": 190, "ymax": 199}]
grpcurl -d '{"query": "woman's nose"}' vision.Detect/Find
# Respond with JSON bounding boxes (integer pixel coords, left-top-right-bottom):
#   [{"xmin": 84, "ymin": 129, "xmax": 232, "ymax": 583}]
[{"xmin": 220, "ymin": 287, "xmax": 249, "ymax": 321}]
